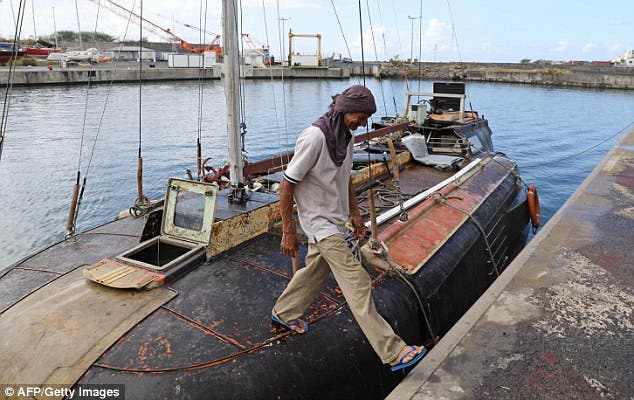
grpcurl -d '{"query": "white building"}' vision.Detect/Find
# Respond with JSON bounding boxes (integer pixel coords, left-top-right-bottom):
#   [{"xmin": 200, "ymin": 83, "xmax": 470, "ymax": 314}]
[
  {"xmin": 613, "ymin": 49, "xmax": 634, "ymax": 67},
  {"xmin": 106, "ymin": 46, "xmax": 156, "ymax": 62}
]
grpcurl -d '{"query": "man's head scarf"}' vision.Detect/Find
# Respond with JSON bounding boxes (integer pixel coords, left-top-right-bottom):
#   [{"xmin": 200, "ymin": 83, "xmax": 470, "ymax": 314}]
[{"xmin": 312, "ymin": 85, "xmax": 377, "ymax": 166}]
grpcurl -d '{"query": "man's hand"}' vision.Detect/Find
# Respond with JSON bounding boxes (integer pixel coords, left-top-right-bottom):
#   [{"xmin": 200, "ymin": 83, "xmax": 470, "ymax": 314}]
[
  {"xmin": 350, "ymin": 214, "xmax": 366, "ymax": 241},
  {"xmin": 281, "ymin": 231, "xmax": 299, "ymax": 258}
]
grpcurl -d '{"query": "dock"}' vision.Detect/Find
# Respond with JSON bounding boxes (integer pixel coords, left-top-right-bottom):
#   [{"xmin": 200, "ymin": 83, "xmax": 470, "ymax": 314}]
[
  {"xmin": 388, "ymin": 124, "xmax": 634, "ymax": 399},
  {"xmin": 0, "ymin": 63, "xmax": 358, "ymax": 86},
  {"xmin": 2, "ymin": 61, "xmax": 633, "ymax": 89}
]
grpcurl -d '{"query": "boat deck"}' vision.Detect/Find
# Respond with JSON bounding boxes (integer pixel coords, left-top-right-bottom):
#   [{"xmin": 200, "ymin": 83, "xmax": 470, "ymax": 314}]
[{"xmin": 387, "ymin": 125, "xmax": 634, "ymax": 399}]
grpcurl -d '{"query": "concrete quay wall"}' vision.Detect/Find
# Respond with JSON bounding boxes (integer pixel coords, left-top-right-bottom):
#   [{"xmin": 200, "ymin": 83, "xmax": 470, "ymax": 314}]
[
  {"xmin": 0, "ymin": 64, "xmax": 350, "ymax": 87},
  {"xmin": 379, "ymin": 62, "xmax": 634, "ymax": 89},
  {"xmin": 2, "ymin": 61, "xmax": 632, "ymax": 89},
  {"xmin": 0, "ymin": 66, "xmax": 220, "ymax": 86}
]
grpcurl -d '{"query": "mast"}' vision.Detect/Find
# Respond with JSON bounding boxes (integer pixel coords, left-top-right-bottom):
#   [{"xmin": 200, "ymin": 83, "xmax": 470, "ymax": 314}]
[{"xmin": 222, "ymin": 0, "xmax": 247, "ymax": 201}]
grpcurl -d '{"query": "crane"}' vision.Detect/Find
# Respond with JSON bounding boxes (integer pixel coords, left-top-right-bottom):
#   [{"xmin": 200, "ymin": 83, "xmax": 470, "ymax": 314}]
[{"xmin": 85, "ymin": 0, "xmax": 221, "ymax": 54}]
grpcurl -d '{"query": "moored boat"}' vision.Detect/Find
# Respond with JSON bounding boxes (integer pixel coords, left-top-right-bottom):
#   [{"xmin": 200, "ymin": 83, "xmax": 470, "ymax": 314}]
[
  {"xmin": 0, "ymin": 2, "xmax": 534, "ymax": 398},
  {"xmin": 0, "ymin": 42, "xmax": 25, "ymax": 64},
  {"xmin": 24, "ymin": 46, "xmax": 63, "ymax": 57},
  {"xmin": 0, "ymin": 83, "xmax": 532, "ymax": 399}
]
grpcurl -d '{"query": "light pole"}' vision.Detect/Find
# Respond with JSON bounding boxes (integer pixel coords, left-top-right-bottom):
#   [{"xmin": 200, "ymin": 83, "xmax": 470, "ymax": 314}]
[
  {"xmin": 279, "ymin": 17, "xmax": 290, "ymax": 66},
  {"xmin": 408, "ymin": 15, "xmax": 420, "ymax": 64}
]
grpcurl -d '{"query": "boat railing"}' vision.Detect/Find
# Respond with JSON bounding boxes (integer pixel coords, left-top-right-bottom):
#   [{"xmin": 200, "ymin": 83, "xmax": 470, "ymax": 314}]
[{"xmin": 242, "ymin": 122, "xmax": 410, "ymax": 180}]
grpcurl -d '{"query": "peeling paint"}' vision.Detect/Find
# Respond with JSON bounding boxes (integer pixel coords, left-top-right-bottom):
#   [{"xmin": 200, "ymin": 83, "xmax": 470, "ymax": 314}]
[
  {"xmin": 413, "ymin": 368, "xmax": 467, "ymax": 400},
  {"xmin": 493, "ymin": 353, "xmax": 524, "ymax": 370},
  {"xmin": 533, "ymin": 251, "xmax": 634, "ymax": 338},
  {"xmin": 484, "ymin": 287, "xmax": 538, "ymax": 325}
]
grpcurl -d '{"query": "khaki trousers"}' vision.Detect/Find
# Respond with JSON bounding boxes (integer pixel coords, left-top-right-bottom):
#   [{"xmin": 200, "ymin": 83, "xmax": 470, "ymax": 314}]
[{"xmin": 273, "ymin": 234, "xmax": 405, "ymax": 364}]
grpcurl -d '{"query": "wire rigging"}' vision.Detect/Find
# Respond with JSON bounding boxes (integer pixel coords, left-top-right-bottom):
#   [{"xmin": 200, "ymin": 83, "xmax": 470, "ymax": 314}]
[
  {"xmin": 263, "ymin": 0, "xmax": 288, "ymax": 167},
  {"xmin": 68, "ymin": 0, "xmax": 139, "ymax": 233},
  {"xmin": 521, "ymin": 122, "xmax": 633, "ymax": 168},
  {"xmin": 0, "ymin": 0, "xmax": 26, "ymax": 162},
  {"xmin": 329, "ymin": 0, "xmax": 360, "ymax": 85},
  {"xmin": 374, "ymin": 0, "xmax": 398, "ymax": 116},
  {"xmin": 195, "ymin": 0, "xmax": 210, "ymax": 180},
  {"xmin": 237, "ymin": 0, "xmax": 248, "ymax": 158},
  {"xmin": 276, "ymin": 0, "xmax": 291, "ymax": 156},
  {"xmin": 444, "ymin": 0, "xmax": 473, "ymax": 105},
  {"xmin": 416, "ymin": 0, "xmax": 423, "ymax": 92},
  {"xmin": 364, "ymin": 0, "xmax": 387, "ymax": 116}
]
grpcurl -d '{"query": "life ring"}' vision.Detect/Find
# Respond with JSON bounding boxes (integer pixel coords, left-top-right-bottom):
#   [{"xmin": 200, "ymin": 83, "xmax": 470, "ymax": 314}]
[{"xmin": 527, "ymin": 184, "xmax": 540, "ymax": 229}]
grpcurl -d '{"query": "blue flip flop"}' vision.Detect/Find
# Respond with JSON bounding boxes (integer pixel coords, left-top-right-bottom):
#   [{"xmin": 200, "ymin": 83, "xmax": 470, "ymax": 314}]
[
  {"xmin": 271, "ymin": 312, "xmax": 309, "ymax": 334},
  {"xmin": 390, "ymin": 346, "xmax": 427, "ymax": 371}
]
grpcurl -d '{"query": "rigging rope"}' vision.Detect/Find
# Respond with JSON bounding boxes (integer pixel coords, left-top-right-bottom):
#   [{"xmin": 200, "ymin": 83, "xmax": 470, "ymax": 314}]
[
  {"xmin": 68, "ymin": 0, "xmax": 139, "ymax": 233},
  {"xmin": 195, "ymin": 0, "xmax": 210, "ymax": 180},
  {"xmin": 364, "ymin": 0, "xmax": 387, "ymax": 116},
  {"xmin": 0, "ymin": 0, "xmax": 26, "ymax": 162},
  {"xmin": 129, "ymin": 0, "xmax": 151, "ymax": 218},
  {"xmin": 276, "ymin": 0, "xmax": 291, "ymax": 158},
  {"xmin": 237, "ymin": 0, "xmax": 248, "ymax": 158},
  {"xmin": 416, "ymin": 0, "xmax": 423, "ymax": 92},
  {"xmin": 374, "ymin": 0, "xmax": 398, "ymax": 116},
  {"xmin": 265, "ymin": 1, "xmax": 289, "ymax": 168},
  {"xmin": 330, "ymin": 0, "xmax": 361, "ymax": 85},
  {"xmin": 521, "ymin": 122, "xmax": 633, "ymax": 168},
  {"xmin": 66, "ymin": 0, "xmax": 102, "ymax": 235}
]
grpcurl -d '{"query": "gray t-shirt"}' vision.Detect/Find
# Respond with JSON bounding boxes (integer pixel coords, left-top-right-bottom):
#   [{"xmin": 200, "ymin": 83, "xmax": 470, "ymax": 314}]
[{"xmin": 283, "ymin": 126, "xmax": 353, "ymax": 243}]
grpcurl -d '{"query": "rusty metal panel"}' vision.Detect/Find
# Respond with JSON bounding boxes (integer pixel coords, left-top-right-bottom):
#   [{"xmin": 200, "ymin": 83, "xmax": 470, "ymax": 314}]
[
  {"xmin": 165, "ymin": 256, "xmax": 338, "ymax": 347},
  {"xmin": 379, "ymin": 161, "xmax": 512, "ymax": 273},
  {"xmin": 207, "ymin": 202, "xmax": 280, "ymax": 259},
  {"xmin": 94, "ymin": 308, "xmax": 237, "ymax": 371}
]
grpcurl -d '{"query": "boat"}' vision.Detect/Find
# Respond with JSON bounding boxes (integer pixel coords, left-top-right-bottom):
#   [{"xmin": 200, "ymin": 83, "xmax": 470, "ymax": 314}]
[
  {"xmin": 24, "ymin": 46, "xmax": 63, "ymax": 57},
  {"xmin": 0, "ymin": 42, "xmax": 25, "ymax": 65},
  {"xmin": 0, "ymin": 2, "xmax": 534, "ymax": 399}
]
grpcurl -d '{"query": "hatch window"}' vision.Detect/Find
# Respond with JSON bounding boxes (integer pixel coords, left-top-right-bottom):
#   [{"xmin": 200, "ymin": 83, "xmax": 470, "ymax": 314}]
[{"xmin": 173, "ymin": 190, "xmax": 205, "ymax": 231}]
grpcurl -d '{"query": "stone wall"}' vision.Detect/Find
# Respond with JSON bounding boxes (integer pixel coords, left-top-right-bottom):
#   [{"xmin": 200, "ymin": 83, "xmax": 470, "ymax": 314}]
[{"xmin": 377, "ymin": 62, "xmax": 634, "ymax": 90}]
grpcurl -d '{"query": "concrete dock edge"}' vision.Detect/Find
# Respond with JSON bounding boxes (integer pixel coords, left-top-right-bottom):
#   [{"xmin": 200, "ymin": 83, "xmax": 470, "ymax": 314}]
[{"xmin": 388, "ymin": 123, "xmax": 634, "ymax": 399}]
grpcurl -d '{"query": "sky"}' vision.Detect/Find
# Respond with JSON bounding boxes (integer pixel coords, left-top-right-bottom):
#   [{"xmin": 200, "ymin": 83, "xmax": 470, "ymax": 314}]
[{"xmin": 0, "ymin": 0, "xmax": 631, "ymax": 63}]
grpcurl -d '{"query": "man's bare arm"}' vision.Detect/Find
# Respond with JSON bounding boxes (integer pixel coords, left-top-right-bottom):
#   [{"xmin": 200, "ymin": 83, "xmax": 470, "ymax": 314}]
[{"xmin": 279, "ymin": 179, "xmax": 298, "ymax": 257}]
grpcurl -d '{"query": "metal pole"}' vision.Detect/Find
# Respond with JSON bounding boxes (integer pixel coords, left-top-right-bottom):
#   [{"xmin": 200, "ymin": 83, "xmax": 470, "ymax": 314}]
[
  {"xmin": 279, "ymin": 17, "xmax": 290, "ymax": 66},
  {"xmin": 408, "ymin": 16, "xmax": 420, "ymax": 64},
  {"xmin": 74, "ymin": 0, "xmax": 82, "ymax": 50},
  {"xmin": 223, "ymin": 0, "xmax": 246, "ymax": 200},
  {"xmin": 52, "ymin": 6, "xmax": 58, "ymax": 48},
  {"xmin": 31, "ymin": 0, "xmax": 37, "ymax": 40}
]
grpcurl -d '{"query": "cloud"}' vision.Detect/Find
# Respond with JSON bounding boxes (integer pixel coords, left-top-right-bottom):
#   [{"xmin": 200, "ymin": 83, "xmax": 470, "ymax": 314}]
[
  {"xmin": 425, "ymin": 18, "xmax": 452, "ymax": 42},
  {"xmin": 582, "ymin": 43, "xmax": 598, "ymax": 53},
  {"xmin": 551, "ymin": 41, "xmax": 568, "ymax": 52},
  {"xmin": 609, "ymin": 42, "xmax": 622, "ymax": 52}
]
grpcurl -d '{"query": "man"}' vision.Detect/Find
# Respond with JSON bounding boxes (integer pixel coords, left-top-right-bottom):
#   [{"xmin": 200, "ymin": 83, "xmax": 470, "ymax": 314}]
[{"xmin": 271, "ymin": 85, "xmax": 426, "ymax": 371}]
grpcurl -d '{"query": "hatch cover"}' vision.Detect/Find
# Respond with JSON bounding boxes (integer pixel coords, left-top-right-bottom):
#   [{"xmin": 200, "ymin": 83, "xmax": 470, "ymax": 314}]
[{"xmin": 161, "ymin": 178, "xmax": 218, "ymax": 244}]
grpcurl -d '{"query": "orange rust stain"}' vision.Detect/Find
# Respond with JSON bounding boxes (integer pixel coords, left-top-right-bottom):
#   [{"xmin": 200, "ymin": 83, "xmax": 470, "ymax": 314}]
[
  {"xmin": 137, "ymin": 343, "xmax": 149, "ymax": 363},
  {"xmin": 381, "ymin": 183, "xmax": 488, "ymax": 271}
]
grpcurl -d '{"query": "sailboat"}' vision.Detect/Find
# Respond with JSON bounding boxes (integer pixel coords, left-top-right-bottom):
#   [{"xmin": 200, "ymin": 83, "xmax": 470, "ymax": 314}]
[{"xmin": 0, "ymin": 1, "xmax": 535, "ymax": 399}]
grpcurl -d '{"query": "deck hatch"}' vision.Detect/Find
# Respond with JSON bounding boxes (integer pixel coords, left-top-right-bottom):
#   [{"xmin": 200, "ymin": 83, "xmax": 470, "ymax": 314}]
[
  {"xmin": 115, "ymin": 179, "xmax": 218, "ymax": 272},
  {"xmin": 162, "ymin": 178, "xmax": 218, "ymax": 243}
]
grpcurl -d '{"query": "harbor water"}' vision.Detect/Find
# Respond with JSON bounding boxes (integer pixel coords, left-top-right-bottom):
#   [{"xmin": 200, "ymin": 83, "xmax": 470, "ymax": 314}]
[{"xmin": 1, "ymin": 79, "xmax": 633, "ymax": 270}]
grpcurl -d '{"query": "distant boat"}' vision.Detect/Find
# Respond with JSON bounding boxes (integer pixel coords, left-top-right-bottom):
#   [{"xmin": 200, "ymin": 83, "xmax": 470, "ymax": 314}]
[
  {"xmin": 53, "ymin": 48, "xmax": 100, "ymax": 63},
  {"xmin": 0, "ymin": 42, "xmax": 25, "ymax": 64},
  {"xmin": 24, "ymin": 46, "xmax": 63, "ymax": 57}
]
